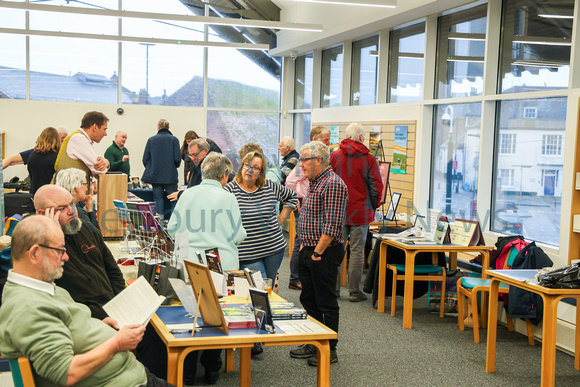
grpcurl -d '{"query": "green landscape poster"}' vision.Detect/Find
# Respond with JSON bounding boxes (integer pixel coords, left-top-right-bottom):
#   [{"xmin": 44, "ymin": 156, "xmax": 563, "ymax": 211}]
[{"xmin": 392, "ymin": 125, "xmax": 408, "ymax": 174}]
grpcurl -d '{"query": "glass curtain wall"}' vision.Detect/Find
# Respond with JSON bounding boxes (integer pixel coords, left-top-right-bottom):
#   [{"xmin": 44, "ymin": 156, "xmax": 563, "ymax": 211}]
[
  {"xmin": 351, "ymin": 36, "xmax": 378, "ymax": 106},
  {"xmin": 388, "ymin": 23, "xmax": 425, "ymax": 103},
  {"xmin": 430, "ymin": 103, "xmax": 481, "ymax": 221},
  {"xmin": 498, "ymin": 0, "xmax": 574, "ymax": 93},
  {"xmin": 293, "ymin": 53, "xmax": 314, "ymax": 147},
  {"xmin": 321, "ymin": 45, "xmax": 344, "ymax": 108},
  {"xmin": 436, "ymin": 5, "xmax": 487, "ymax": 99}
]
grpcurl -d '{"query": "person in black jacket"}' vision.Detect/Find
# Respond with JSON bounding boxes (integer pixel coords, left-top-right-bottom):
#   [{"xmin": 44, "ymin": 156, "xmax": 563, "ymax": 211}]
[{"xmin": 142, "ymin": 119, "xmax": 181, "ymax": 220}]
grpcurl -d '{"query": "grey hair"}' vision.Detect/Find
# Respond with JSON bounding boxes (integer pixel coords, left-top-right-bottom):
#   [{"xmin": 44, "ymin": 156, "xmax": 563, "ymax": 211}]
[
  {"xmin": 158, "ymin": 119, "xmax": 169, "ymax": 130},
  {"xmin": 345, "ymin": 123, "xmax": 365, "ymax": 141},
  {"xmin": 201, "ymin": 153, "xmax": 232, "ymax": 180},
  {"xmin": 56, "ymin": 126, "xmax": 68, "ymax": 135},
  {"xmin": 55, "ymin": 168, "xmax": 87, "ymax": 195},
  {"xmin": 189, "ymin": 138, "xmax": 210, "ymax": 151},
  {"xmin": 280, "ymin": 136, "xmax": 296, "ymax": 151},
  {"xmin": 300, "ymin": 141, "xmax": 330, "ymax": 166}
]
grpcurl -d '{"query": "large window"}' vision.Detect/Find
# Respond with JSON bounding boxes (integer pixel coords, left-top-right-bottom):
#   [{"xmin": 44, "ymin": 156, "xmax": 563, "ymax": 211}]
[
  {"xmin": 30, "ymin": 37, "xmax": 119, "ymax": 103},
  {"xmin": 0, "ymin": 34, "xmax": 26, "ymax": 100},
  {"xmin": 492, "ymin": 97, "xmax": 566, "ymax": 245},
  {"xmin": 351, "ymin": 36, "xmax": 378, "ymax": 106},
  {"xmin": 294, "ymin": 53, "xmax": 313, "ymax": 109},
  {"xmin": 498, "ymin": 0, "xmax": 574, "ymax": 93},
  {"xmin": 388, "ymin": 23, "xmax": 425, "ymax": 103},
  {"xmin": 431, "ymin": 103, "xmax": 481, "ymax": 220},
  {"xmin": 293, "ymin": 113, "xmax": 311, "ymax": 149},
  {"xmin": 436, "ymin": 5, "xmax": 487, "ymax": 99},
  {"xmin": 207, "ymin": 111, "xmax": 280, "ymax": 170},
  {"xmin": 321, "ymin": 45, "xmax": 343, "ymax": 108}
]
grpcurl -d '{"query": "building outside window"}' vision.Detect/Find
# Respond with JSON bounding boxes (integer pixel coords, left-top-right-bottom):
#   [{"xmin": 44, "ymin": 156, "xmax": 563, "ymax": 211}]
[
  {"xmin": 492, "ymin": 97, "xmax": 566, "ymax": 246},
  {"xmin": 388, "ymin": 22, "xmax": 425, "ymax": 103},
  {"xmin": 498, "ymin": 0, "xmax": 574, "ymax": 94},
  {"xmin": 293, "ymin": 113, "xmax": 312, "ymax": 148},
  {"xmin": 499, "ymin": 134, "xmax": 517, "ymax": 154},
  {"xmin": 430, "ymin": 103, "xmax": 481, "ymax": 220},
  {"xmin": 321, "ymin": 45, "xmax": 344, "ymax": 108},
  {"xmin": 523, "ymin": 107, "xmax": 537, "ymax": 119},
  {"xmin": 435, "ymin": 5, "xmax": 487, "ymax": 99},
  {"xmin": 351, "ymin": 36, "xmax": 378, "ymax": 106},
  {"xmin": 542, "ymin": 134, "xmax": 562, "ymax": 155}
]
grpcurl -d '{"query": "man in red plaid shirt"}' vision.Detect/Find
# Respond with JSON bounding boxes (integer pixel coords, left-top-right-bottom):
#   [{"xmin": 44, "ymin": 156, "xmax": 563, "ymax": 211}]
[{"xmin": 289, "ymin": 141, "xmax": 348, "ymax": 366}]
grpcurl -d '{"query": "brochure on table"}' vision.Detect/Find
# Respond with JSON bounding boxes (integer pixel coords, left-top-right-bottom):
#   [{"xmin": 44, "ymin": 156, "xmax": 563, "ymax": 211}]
[{"xmin": 434, "ymin": 216, "xmax": 451, "ymax": 244}]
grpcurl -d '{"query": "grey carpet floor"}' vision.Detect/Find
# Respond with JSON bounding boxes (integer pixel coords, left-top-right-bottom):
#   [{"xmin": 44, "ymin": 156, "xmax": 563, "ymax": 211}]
[{"xmin": 185, "ymin": 236, "xmax": 579, "ymax": 386}]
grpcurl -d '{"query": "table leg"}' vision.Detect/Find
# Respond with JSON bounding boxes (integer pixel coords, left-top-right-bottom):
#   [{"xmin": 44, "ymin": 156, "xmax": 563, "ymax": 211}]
[
  {"xmin": 540, "ymin": 295, "xmax": 558, "ymax": 387},
  {"xmin": 448, "ymin": 252, "xmax": 457, "ymax": 271},
  {"xmin": 486, "ymin": 278, "xmax": 499, "ymax": 373},
  {"xmin": 576, "ymin": 296, "xmax": 580, "ymax": 370},
  {"xmin": 402, "ymin": 251, "xmax": 417, "ymax": 329},
  {"xmin": 313, "ymin": 340, "xmax": 331, "ymax": 387},
  {"xmin": 226, "ymin": 348, "xmax": 235, "ymax": 372},
  {"xmin": 378, "ymin": 241, "xmax": 388, "ymax": 313},
  {"xmin": 239, "ymin": 347, "xmax": 252, "ymax": 387},
  {"xmin": 480, "ymin": 251, "xmax": 490, "ymax": 329},
  {"xmin": 166, "ymin": 348, "xmax": 180, "ymax": 386}
]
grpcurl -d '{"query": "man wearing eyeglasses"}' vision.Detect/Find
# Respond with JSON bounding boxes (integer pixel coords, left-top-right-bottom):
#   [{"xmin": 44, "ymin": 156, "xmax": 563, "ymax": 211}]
[
  {"xmin": 167, "ymin": 138, "xmax": 213, "ymax": 203},
  {"xmin": 289, "ymin": 141, "xmax": 348, "ymax": 366},
  {"xmin": 0, "ymin": 215, "xmax": 173, "ymax": 386},
  {"xmin": 34, "ymin": 184, "xmax": 125, "ymax": 320}
]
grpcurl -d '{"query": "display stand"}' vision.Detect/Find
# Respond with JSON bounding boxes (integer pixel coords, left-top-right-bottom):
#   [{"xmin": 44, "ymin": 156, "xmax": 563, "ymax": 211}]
[{"xmin": 97, "ymin": 173, "xmax": 128, "ymax": 238}]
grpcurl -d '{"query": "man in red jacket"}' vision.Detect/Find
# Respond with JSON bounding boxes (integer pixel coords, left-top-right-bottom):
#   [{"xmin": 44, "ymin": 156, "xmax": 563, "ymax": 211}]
[{"xmin": 330, "ymin": 123, "xmax": 384, "ymax": 302}]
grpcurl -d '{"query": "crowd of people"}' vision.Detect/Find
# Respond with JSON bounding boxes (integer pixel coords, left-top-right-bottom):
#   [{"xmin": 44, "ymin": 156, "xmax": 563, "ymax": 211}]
[{"xmin": 0, "ymin": 111, "xmax": 384, "ymax": 385}]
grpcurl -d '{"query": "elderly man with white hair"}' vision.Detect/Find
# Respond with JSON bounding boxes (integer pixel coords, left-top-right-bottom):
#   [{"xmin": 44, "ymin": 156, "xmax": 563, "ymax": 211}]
[
  {"xmin": 330, "ymin": 123, "xmax": 383, "ymax": 302},
  {"xmin": 277, "ymin": 136, "xmax": 299, "ymax": 185},
  {"xmin": 289, "ymin": 141, "xmax": 348, "ymax": 366}
]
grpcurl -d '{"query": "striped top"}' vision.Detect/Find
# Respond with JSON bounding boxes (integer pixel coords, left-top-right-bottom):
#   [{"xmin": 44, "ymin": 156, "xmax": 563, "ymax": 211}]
[{"xmin": 225, "ymin": 180, "xmax": 298, "ymax": 262}]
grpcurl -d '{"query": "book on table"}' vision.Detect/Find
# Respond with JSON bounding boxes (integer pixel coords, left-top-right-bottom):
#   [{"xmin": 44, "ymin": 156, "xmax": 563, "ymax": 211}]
[
  {"xmin": 204, "ymin": 247, "xmax": 223, "ymax": 274},
  {"xmin": 221, "ymin": 305, "xmax": 256, "ymax": 328},
  {"xmin": 434, "ymin": 216, "xmax": 451, "ymax": 244}
]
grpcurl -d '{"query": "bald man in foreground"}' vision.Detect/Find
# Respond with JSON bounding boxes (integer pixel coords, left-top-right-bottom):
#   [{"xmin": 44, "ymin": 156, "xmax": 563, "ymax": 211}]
[{"xmin": 0, "ymin": 216, "xmax": 174, "ymax": 386}]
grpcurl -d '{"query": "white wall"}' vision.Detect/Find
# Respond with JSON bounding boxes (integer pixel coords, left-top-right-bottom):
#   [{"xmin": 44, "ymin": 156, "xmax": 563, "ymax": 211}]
[{"xmin": 1, "ymin": 100, "xmax": 205, "ymax": 183}]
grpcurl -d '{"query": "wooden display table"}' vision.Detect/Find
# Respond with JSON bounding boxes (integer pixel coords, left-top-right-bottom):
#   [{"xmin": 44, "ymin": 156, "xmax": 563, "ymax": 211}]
[
  {"xmin": 486, "ymin": 269, "xmax": 580, "ymax": 387},
  {"xmin": 377, "ymin": 238, "xmax": 493, "ymax": 329},
  {"xmin": 151, "ymin": 294, "xmax": 337, "ymax": 387}
]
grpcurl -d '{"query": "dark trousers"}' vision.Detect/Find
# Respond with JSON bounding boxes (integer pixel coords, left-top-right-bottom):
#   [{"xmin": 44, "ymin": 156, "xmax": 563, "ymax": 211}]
[
  {"xmin": 151, "ymin": 183, "xmax": 177, "ymax": 220},
  {"xmin": 142, "ymin": 367, "xmax": 176, "ymax": 387},
  {"xmin": 298, "ymin": 243, "xmax": 343, "ymax": 350}
]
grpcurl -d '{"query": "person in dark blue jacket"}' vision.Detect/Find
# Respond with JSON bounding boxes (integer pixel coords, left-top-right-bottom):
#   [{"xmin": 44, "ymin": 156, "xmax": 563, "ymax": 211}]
[{"xmin": 142, "ymin": 119, "xmax": 181, "ymax": 220}]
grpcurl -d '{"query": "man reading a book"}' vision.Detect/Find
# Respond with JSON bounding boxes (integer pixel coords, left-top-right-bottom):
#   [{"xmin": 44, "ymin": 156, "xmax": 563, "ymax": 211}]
[{"xmin": 0, "ymin": 215, "xmax": 173, "ymax": 386}]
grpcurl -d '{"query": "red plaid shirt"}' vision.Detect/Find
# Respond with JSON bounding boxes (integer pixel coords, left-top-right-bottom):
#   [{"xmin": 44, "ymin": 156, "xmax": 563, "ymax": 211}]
[{"xmin": 297, "ymin": 167, "xmax": 348, "ymax": 247}]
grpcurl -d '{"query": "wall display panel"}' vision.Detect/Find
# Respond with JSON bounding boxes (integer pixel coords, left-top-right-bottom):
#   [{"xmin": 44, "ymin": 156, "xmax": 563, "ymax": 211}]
[
  {"xmin": 29, "ymin": 36, "xmax": 119, "ymax": 103},
  {"xmin": 0, "ymin": 34, "xmax": 26, "ymax": 100},
  {"xmin": 207, "ymin": 47, "xmax": 281, "ymax": 110},
  {"xmin": 498, "ymin": 0, "xmax": 574, "ymax": 94},
  {"xmin": 430, "ymin": 103, "xmax": 481, "ymax": 222},
  {"xmin": 351, "ymin": 36, "xmax": 378, "ymax": 106},
  {"xmin": 207, "ymin": 111, "xmax": 280, "ymax": 171},
  {"xmin": 321, "ymin": 45, "xmax": 343, "ymax": 108},
  {"xmin": 316, "ymin": 120, "xmax": 416, "ymax": 217},
  {"xmin": 388, "ymin": 23, "xmax": 425, "ymax": 103},
  {"xmin": 293, "ymin": 113, "xmax": 312, "ymax": 148},
  {"xmin": 294, "ymin": 53, "xmax": 314, "ymax": 110},
  {"xmin": 435, "ymin": 5, "xmax": 487, "ymax": 99},
  {"xmin": 122, "ymin": 42, "xmax": 204, "ymax": 106},
  {"xmin": 492, "ymin": 97, "xmax": 566, "ymax": 247}
]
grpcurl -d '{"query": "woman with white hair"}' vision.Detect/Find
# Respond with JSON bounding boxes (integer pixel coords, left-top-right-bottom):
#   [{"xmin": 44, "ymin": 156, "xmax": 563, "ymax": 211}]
[{"xmin": 55, "ymin": 167, "xmax": 100, "ymax": 232}]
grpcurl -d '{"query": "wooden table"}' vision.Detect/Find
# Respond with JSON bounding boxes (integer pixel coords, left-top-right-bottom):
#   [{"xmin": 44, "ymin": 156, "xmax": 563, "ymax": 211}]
[
  {"xmin": 486, "ymin": 269, "xmax": 580, "ymax": 386},
  {"xmin": 150, "ymin": 304, "xmax": 337, "ymax": 387},
  {"xmin": 377, "ymin": 238, "xmax": 493, "ymax": 329}
]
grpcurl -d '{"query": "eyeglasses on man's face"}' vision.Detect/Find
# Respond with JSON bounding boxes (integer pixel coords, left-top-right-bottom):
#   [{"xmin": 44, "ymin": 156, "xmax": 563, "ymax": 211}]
[
  {"xmin": 299, "ymin": 156, "xmax": 318, "ymax": 163},
  {"xmin": 243, "ymin": 163, "xmax": 262, "ymax": 173},
  {"xmin": 39, "ymin": 244, "xmax": 67, "ymax": 258}
]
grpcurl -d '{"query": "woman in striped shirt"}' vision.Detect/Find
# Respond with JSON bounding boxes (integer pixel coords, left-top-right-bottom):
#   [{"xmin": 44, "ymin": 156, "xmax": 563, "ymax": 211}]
[{"xmin": 225, "ymin": 150, "xmax": 298, "ymax": 281}]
